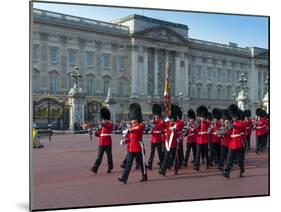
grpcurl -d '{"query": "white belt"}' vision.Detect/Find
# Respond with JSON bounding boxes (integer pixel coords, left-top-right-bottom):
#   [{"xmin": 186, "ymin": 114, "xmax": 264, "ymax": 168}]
[
  {"xmin": 212, "ymin": 132, "xmax": 218, "ymax": 135},
  {"xmin": 230, "ymin": 134, "xmax": 241, "ymax": 138},
  {"xmin": 246, "ymin": 127, "xmax": 250, "ymax": 129},
  {"xmin": 198, "ymin": 131, "xmax": 208, "ymax": 135},
  {"xmin": 188, "ymin": 133, "xmax": 195, "ymax": 136},
  {"xmin": 153, "ymin": 131, "xmax": 162, "ymax": 134},
  {"xmin": 100, "ymin": 134, "xmax": 111, "ymax": 136}
]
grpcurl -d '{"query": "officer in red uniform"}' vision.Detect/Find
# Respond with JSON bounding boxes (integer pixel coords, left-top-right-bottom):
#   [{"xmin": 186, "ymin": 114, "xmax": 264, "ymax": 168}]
[
  {"xmin": 176, "ymin": 108, "xmax": 185, "ymax": 168},
  {"xmin": 210, "ymin": 108, "xmax": 222, "ymax": 166},
  {"xmin": 223, "ymin": 104, "xmax": 245, "ymax": 178},
  {"xmin": 147, "ymin": 104, "xmax": 165, "ymax": 170},
  {"xmin": 118, "ymin": 103, "xmax": 147, "ymax": 184},
  {"xmin": 159, "ymin": 104, "xmax": 181, "ymax": 176},
  {"xmin": 244, "ymin": 109, "xmax": 253, "ymax": 151},
  {"xmin": 218, "ymin": 109, "xmax": 231, "ymax": 170},
  {"xmin": 194, "ymin": 105, "xmax": 210, "ymax": 171},
  {"xmin": 183, "ymin": 109, "xmax": 197, "ymax": 167},
  {"xmin": 255, "ymin": 109, "xmax": 269, "ymax": 153},
  {"xmin": 91, "ymin": 107, "xmax": 113, "ymax": 174}
]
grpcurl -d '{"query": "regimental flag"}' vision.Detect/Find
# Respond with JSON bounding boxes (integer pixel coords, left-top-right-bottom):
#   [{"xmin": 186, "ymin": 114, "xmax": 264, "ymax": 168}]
[{"xmin": 164, "ymin": 63, "xmax": 171, "ymax": 117}]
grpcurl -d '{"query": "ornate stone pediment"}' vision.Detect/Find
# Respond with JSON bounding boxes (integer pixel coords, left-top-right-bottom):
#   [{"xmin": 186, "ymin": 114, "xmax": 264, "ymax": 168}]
[{"xmin": 134, "ymin": 25, "xmax": 188, "ymax": 44}]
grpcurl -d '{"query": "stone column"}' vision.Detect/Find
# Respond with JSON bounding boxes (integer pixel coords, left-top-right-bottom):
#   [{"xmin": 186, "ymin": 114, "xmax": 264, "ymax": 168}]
[
  {"xmin": 143, "ymin": 47, "xmax": 148, "ymax": 95},
  {"xmin": 130, "ymin": 45, "xmax": 139, "ymax": 98},
  {"xmin": 249, "ymin": 59, "xmax": 258, "ymax": 102},
  {"xmin": 175, "ymin": 51, "xmax": 181, "ymax": 96},
  {"xmin": 184, "ymin": 52, "xmax": 190, "ymax": 99},
  {"xmin": 154, "ymin": 48, "xmax": 159, "ymax": 97}
]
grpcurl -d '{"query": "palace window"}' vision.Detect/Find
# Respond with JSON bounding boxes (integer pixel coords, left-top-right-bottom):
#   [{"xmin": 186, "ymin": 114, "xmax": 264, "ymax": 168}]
[
  {"xmin": 103, "ymin": 80, "xmax": 110, "ymax": 95},
  {"xmin": 217, "ymin": 86, "xmax": 221, "ymax": 99},
  {"xmin": 118, "ymin": 56, "xmax": 125, "ymax": 71},
  {"xmin": 50, "ymin": 47, "xmax": 58, "ymax": 63},
  {"xmin": 218, "ymin": 69, "xmax": 222, "ymax": 80},
  {"xmin": 119, "ymin": 81, "xmax": 125, "ymax": 96},
  {"xmin": 69, "ymin": 49, "xmax": 77, "ymax": 65},
  {"xmin": 50, "ymin": 77, "xmax": 57, "ymax": 94},
  {"xmin": 32, "ymin": 76, "xmax": 38, "ymax": 91},
  {"xmin": 196, "ymin": 84, "xmax": 202, "ymax": 98},
  {"xmin": 227, "ymin": 86, "xmax": 232, "ymax": 100},
  {"xmin": 197, "ymin": 66, "xmax": 202, "ymax": 79},
  {"xmin": 103, "ymin": 54, "xmax": 111, "ymax": 69},
  {"xmin": 86, "ymin": 79, "xmax": 94, "ymax": 96},
  {"xmin": 180, "ymin": 60, "xmax": 185, "ymax": 68},
  {"xmin": 33, "ymin": 45, "xmax": 39, "ymax": 60},
  {"xmin": 207, "ymin": 85, "xmax": 212, "ymax": 99},
  {"xmin": 227, "ymin": 69, "xmax": 231, "ymax": 80},
  {"xmin": 86, "ymin": 51, "xmax": 94, "ymax": 67},
  {"xmin": 207, "ymin": 67, "xmax": 212, "ymax": 80}
]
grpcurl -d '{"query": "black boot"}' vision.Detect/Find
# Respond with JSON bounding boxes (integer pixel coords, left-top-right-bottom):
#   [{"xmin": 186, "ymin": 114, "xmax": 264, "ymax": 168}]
[
  {"xmin": 223, "ymin": 171, "xmax": 230, "ymax": 179},
  {"xmin": 146, "ymin": 163, "xmax": 152, "ymax": 170},
  {"xmin": 194, "ymin": 166, "xmax": 199, "ymax": 171},
  {"xmin": 91, "ymin": 166, "xmax": 98, "ymax": 174},
  {"xmin": 118, "ymin": 177, "xmax": 127, "ymax": 184},
  {"xmin": 140, "ymin": 175, "xmax": 148, "ymax": 182}
]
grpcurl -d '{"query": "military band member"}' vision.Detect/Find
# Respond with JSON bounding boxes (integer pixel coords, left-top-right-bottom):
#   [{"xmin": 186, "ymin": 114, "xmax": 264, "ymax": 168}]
[
  {"xmin": 118, "ymin": 103, "xmax": 147, "ymax": 184},
  {"xmin": 91, "ymin": 107, "xmax": 113, "ymax": 174},
  {"xmin": 194, "ymin": 105, "xmax": 211, "ymax": 171},
  {"xmin": 244, "ymin": 110, "xmax": 253, "ymax": 151},
  {"xmin": 147, "ymin": 104, "xmax": 165, "ymax": 170},
  {"xmin": 183, "ymin": 109, "xmax": 197, "ymax": 167},
  {"xmin": 159, "ymin": 104, "xmax": 180, "ymax": 176},
  {"xmin": 223, "ymin": 104, "xmax": 245, "ymax": 178},
  {"xmin": 210, "ymin": 108, "xmax": 222, "ymax": 166},
  {"xmin": 176, "ymin": 108, "xmax": 185, "ymax": 168},
  {"xmin": 218, "ymin": 109, "xmax": 231, "ymax": 170},
  {"xmin": 255, "ymin": 109, "xmax": 269, "ymax": 153}
]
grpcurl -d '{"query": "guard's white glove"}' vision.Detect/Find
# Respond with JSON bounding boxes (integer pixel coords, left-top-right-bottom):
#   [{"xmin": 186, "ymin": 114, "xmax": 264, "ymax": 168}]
[
  {"xmin": 122, "ymin": 129, "xmax": 128, "ymax": 135},
  {"xmin": 120, "ymin": 139, "xmax": 125, "ymax": 146},
  {"xmin": 164, "ymin": 117, "xmax": 170, "ymax": 122}
]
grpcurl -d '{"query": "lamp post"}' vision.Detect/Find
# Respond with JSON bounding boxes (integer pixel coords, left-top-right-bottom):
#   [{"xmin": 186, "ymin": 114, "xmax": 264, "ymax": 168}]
[
  {"xmin": 233, "ymin": 72, "xmax": 249, "ymax": 110},
  {"xmin": 262, "ymin": 75, "xmax": 269, "ymax": 113}
]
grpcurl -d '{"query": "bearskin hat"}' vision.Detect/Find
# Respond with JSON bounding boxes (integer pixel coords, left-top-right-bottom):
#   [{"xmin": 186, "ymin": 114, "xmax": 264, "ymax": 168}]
[
  {"xmin": 206, "ymin": 111, "xmax": 212, "ymax": 121},
  {"xmin": 187, "ymin": 109, "xmax": 196, "ymax": 120},
  {"xmin": 260, "ymin": 109, "xmax": 267, "ymax": 118},
  {"xmin": 256, "ymin": 108, "xmax": 262, "ymax": 116},
  {"xmin": 128, "ymin": 103, "xmax": 142, "ymax": 123},
  {"xmin": 212, "ymin": 108, "xmax": 222, "ymax": 120},
  {"xmin": 244, "ymin": 109, "xmax": 251, "ymax": 118},
  {"xmin": 176, "ymin": 105, "xmax": 183, "ymax": 119},
  {"xmin": 238, "ymin": 109, "xmax": 245, "ymax": 120},
  {"xmin": 222, "ymin": 109, "xmax": 231, "ymax": 121},
  {"xmin": 196, "ymin": 105, "xmax": 208, "ymax": 118},
  {"xmin": 228, "ymin": 104, "xmax": 239, "ymax": 119},
  {"xmin": 169, "ymin": 104, "xmax": 178, "ymax": 120},
  {"xmin": 152, "ymin": 103, "xmax": 162, "ymax": 116},
  {"xmin": 100, "ymin": 107, "xmax": 110, "ymax": 120}
]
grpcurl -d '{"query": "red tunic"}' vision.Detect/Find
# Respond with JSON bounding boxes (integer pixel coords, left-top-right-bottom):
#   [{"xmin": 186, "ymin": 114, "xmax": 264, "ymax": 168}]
[
  {"xmin": 196, "ymin": 119, "xmax": 210, "ymax": 144},
  {"xmin": 211, "ymin": 120, "xmax": 222, "ymax": 143},
  {"xmin": 95, "ymin": 121, "xmax": 113, "ymax": 146},
  {"xmin": 175, "ymin": 120, "xmax": 184, "ymax": 143},
  {"xmin": 256, "ymin": 118, "xmax": 269, "ymax": 136},
  {"xmin": 126, "ymin": 123, "xmax": 144, "ymax": 152},
  {"xmin": 186, "ymin": 120, "xmax": 197, "ymax": 144},
  {"xmin": 244, "ymin": 118, "xmax": 253, "ymax": 136},
  {"xmin": 221, "ymin": 127, "xmax": 231, "ymax": 147},
  {"xmin": 151, "ymin": 118, "xmax": 165, "ymax": 144},
  {"xmin": 228, "ymin": 120, "xmax": 244, "ymax": 150},
  {"xmin": 164, "ymin": 122, "xmax": 178, "ymax": 149}
]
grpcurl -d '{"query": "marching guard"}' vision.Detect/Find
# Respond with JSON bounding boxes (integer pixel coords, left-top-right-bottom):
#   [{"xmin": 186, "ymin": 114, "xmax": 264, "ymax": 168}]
[
  {"xmin": 209, "ymin": 108, "xmax": 222, "ymax": 166},
  {"xmin": 194, "ymin": 105, "xmax": 211, "ymax": 171},
  {"xmin": 223, "ymin": 104, "xmax": 245, "ymax": 178},
  {"xmin": 159, "ymin": 104, "xmax": 181, "ymax": 176},
  {"xmin": 176, "ymin": 108, "xmax": 185, "ymax": 168},
  {"xmin": 118, "ymin": 103, "xmax": 147, "ymax": 184},
  {"xmin": 91, "ymin": 107, "xmax": 113, "ymax": 174},
  {"xmin": 183, "ymin": 109, "xmax": 197, "ymax": 167},
  {"xmin": 244, "ymin": 110, "xmax": 253, "ymax": 151},
  {"xmin": 146, "ymin": 103, "xmax": 165, "ymax": 170},
  {"xmin": 255, "ymin": 108, "xmax": 269, "ymax": 153}
]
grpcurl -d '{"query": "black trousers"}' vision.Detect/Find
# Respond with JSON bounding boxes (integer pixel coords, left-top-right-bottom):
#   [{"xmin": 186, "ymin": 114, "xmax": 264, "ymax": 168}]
[
  {"xmin": 148, "ymin": 143, "xmax": 163, "ymax": 167},
  {"xmin": 256, "ymin": 135, "xmax": 268, "ymax": 152},
  {"xmin": 245, "ymin": 135, "xmax": 251, "ymax": 150},
  {"xmin": 121, "ymin": 152, "xmax": 146, "ymax": 183},
  {"xmin": 224, "ymin": 148, "xmax": 244, "ymax": 174},
  {"xmin": 210, "ymin": 142, "xmax": 221, "ymax": 164},
  {"xmin": 160, "ymin": 147, "xmax": 178, "ymax": 175},
  {"xmin": 93, "ymin": 145, "xmax": 113, "ymax": 170},
  {"xmin": 219, "ymin": 145, "xmax": 228, "ymax": 168},
  {"xmin": 177, "ymin": 142, "xmax": 184, "ymax": 166},
  {"xmin": 184, "ymin": 142, "xmax": 196, "ymax": 165},
  {"xmin": 195, "ymin": 143, "xmax": 209, "ymax": 168}
]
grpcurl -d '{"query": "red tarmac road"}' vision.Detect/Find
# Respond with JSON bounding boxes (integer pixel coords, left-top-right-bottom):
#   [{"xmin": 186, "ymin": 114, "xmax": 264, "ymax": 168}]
[{"xmin": 32, "ymin": 133, "xmax": 269, "ymax": 211}]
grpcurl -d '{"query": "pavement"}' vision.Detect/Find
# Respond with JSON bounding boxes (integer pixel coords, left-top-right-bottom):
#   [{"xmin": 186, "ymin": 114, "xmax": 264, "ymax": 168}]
[{"xmin": 31, "ymin": 133, "xmax": 269, "ymax": 211}]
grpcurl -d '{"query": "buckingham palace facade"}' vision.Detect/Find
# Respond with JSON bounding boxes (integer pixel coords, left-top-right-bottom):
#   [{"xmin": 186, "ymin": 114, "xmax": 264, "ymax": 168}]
[{"xmin": 31, "ymin": 9, "xmax": 268, "ymax": 126}]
